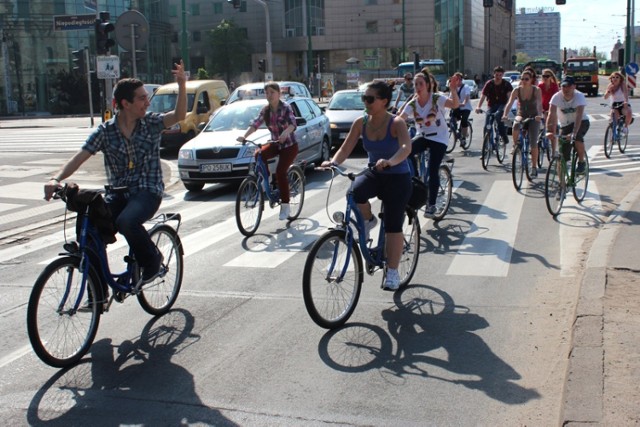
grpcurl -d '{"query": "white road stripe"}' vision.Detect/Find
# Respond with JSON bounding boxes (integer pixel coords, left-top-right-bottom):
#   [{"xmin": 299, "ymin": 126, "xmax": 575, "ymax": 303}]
[{"xmin": 446, "ymin": 180, "xmax": 525, "ymax": 277}]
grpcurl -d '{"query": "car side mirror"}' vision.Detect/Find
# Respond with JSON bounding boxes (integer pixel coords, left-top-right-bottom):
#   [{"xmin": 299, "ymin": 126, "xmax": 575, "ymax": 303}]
[{"xmin": 295, "ymin": 117, "xmax": 307, "ymax": 126}]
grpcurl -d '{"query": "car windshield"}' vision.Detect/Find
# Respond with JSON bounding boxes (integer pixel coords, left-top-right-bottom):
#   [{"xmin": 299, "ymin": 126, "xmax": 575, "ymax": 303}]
[
  {"xmin": 327, "ymin": 92, "xmax": 365, "ymax": 110},
  {"xmin": 203, "ymin": 103, "xmax": 266, "ymax": 132},
  {"xmin": 463, "ymin": 80, "xmax": 475, "ymax": 87},
  {"xmin": 148, "ymin": 93, "xmax": 195, "ymax": 113},
  {"xmin": 227, "ymin": 84, "xmax": 296, "ymax": 104}
]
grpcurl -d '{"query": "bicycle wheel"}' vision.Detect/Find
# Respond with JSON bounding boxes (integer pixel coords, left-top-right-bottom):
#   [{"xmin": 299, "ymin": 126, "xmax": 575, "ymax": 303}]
[
  {"xmin": 537, "ymin": 131, "xmax": 546, "ymax": 169},
  {"xmin": 618, "ymin": 126, "xmax": 628, "ymax": 153},
  {"xmin": 302, "ymin": 229, "xmax": 363, "ymax": 329},
  {"xmin": 603, "ymin": 124, "xmax": 614, "ymax": 159},
  {"xmin": 446, "ymin": 128, "xmax": 457, "ymax": 153},
  {"xmin": 460, "ymin": 122, "xmax": 473, "ymax": 150},
  {"xmin": 286, "ymin": 165, "xmax": 305, "ymax": 220},
  {"xmin": 545, "ymin": 157, "xmax": 566, "ymax": 216},
  {"xmin": 572, "ymin": 154, "xmax": 589, "ymax": 203},
  {"xmin": 511, "ymin": 146, "xmax": 524, "ymax": 190},
  {"xmin": 27, "ymin": 256, "xmax": 101, "ymax": 368},
  {"xmin": 481, "ymin": 133, "xmax": 492, "ymax": 170},
  {"xmin": 433, "ymin": 165, "xmax": 452, "ymax": 221},
  {"xmin": 137, "ymin": 225, "xmax": 183, "ymax": 316},
  {"xmin": 398, "ymin": 209, "xmax": 420, "ymax": 288},
  {"xmin": 496, "ymin": 135, "xmax": 507, "ymax": 164},
  {"xmin": 235, "ymin": 176, "xmax": 264, "ymax": 237}
]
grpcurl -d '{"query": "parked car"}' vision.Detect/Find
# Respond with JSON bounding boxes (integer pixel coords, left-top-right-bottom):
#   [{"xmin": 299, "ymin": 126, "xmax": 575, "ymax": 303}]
[
  {"xmin": 324, "ymin": 89, "xmax": 365, "ymax": 147},
  {"xmin": 178, "ymin": 97, "xmax": 331, "ymax": 191},
  {"xmin": 149, "ymin": 80, "xmax": 230, "ymax": 150},
  {"xmin": 504, "ymin": 70, "xmax": 520, "ymax": 82},
  {"xmin": 143, "ymin": 84, "xmax": 161, "ymax": 97},
  {"xmin": 463, "ymin": 79, "xmax": 479, "ymax": 99},
  {"xmin": 226, "ymin": 81, "xmax": 311, "ymax": 104}
]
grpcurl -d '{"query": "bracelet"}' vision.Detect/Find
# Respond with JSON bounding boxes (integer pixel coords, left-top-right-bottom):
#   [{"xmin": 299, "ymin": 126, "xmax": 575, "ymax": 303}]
[{"xmin": 50, "ymin": 177, "xmax": 60, "ymax": 183}]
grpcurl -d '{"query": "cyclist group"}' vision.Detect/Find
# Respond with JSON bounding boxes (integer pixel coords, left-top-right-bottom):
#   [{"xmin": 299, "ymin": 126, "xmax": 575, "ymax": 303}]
[{"xmin": 41, "ymin": 63, "xmax": 625, "ymax": 294}]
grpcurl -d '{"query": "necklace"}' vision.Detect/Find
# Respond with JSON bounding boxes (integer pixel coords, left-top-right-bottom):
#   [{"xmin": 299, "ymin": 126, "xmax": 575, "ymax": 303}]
[{"xmin": 367, "ymin": 114, "xmax": 388, "ymax": 133}]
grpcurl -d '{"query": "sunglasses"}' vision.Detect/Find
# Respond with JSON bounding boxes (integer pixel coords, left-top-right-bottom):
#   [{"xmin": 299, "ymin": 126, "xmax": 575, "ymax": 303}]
[
  {"xmin": 521, "ymin": 78, "xmax": 530, "ymax": 81},
  {"xmin": 542, "ymin": 75, "xmax": 552, "ymax": 78},
  {"xmin": 361, "ymin": 95, "xmax": 380, "ymax": 103},
  {"xmin": 611, "ymin": 76, "xmax": 620, "ymax": 80}
]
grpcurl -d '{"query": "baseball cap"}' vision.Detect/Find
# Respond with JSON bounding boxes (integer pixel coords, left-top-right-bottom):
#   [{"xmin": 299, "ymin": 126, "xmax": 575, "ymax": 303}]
[{"xmin": 561, "ymin": 76, "xmax": 575, "ymax": 87}]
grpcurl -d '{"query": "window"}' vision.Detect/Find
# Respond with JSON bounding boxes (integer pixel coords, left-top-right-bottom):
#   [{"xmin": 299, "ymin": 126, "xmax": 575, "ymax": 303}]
[
  {"xmin": 171, "ymin": 32, "xmax": 178, "ymax": 43},
  {"xmin": 293, "ymin": 100, "xmax": 314, "ymax": 121},
  {"xmin": 366, "ymin": 21, "xmax": 378, "ymax": 34},
  {"xmin": 169, "ymin": 5, "xmax": 177, "ymax": 17},
  {"xmin": 193, "ymin": 31, "xmax": 201, "ymax": 42},
  {"xmin": 190, "ymin": 4, "xmax": 200, "ymax": 16},
  {"xmin": 213, "ymin": 2, "xmax": 222, "ymax": 14},
  {"xmin": 364, "ymin": 0, "xmax": 377, "ymax": 4}
]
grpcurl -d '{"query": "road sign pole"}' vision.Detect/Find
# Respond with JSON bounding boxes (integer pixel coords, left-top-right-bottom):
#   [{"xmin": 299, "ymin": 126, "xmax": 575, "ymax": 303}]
[{"xmin": 85, "ymin": 47, "xmax": 94, "ymax": 127}]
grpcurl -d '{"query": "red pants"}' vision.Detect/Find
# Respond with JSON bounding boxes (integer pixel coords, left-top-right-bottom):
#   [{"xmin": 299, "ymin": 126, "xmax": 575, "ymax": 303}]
[{"xmin": 258, "ymin": 143, "xmax": 299, "ymax": 203}]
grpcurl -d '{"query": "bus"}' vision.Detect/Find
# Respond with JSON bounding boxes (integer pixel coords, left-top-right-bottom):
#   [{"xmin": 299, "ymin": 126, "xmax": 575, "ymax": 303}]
[
  {"xmin": 524, "ymin": 58, "xmax": 562, "ymax": 79},
  {"xmin": 397, "ymin": 59, "xmax": 448, "ymax": 90},
  {"xmin": 599, "ymin": 60, "xmax": 618, "ymax": 76}
]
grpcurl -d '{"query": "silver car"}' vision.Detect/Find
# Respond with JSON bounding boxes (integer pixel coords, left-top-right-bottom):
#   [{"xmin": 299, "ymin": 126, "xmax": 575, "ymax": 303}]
[
  {"xmin": 226, "ymin": 81, "xmax": 311, "ymax": 104},
  {"xmin": 178, "ymin": 98, "xmax": 331, "ymax": 191}
]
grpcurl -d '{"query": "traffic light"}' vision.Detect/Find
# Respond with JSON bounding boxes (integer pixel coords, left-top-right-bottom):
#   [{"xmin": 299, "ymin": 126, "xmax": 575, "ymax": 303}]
[
  {"xmin": 618, "ymin": 48, "xmax": 625, "ymax": 66},
  {"xmin": 555, "ymin": 0, "xmax": 566, "ymax": 4},
  {"xmin": 321, "ymin": 56, "xmax": 327, "ymax": 72},
  {"xmin": 227, "ymin": 0, "xmax": 241, "ymax": 8},
  {"xmin": 483, "ymin": 0, "xmax": 493, "ymax": 7},
  {"xmin": 95, "ymin": 11, "xmax": 115, "ymax": 55},
  {"xmin": 258, "ymin": 59, "xmax": 266, "ymax": 72},
  {"xmin": 72, "ymin": 49, "xmax": 86, "ymax": 74},
  {"xmin": 413, "ymin": 51, "xmax": 420, "ymax": 73}
]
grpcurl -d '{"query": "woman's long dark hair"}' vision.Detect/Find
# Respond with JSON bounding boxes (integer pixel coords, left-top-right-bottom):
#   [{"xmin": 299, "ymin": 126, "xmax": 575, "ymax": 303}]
[{"xmin": 263, "ymin": 81, "xmax": 282, "ymax": 125}]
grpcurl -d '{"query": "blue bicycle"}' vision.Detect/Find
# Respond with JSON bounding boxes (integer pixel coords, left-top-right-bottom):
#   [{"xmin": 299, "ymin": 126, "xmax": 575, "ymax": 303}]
[
  {"xmin": 27, "ymin": 184, "xmax": 184, "ymax": 368},
  {"xmin": 302, "ymin": 165, "xmax": 421, "ymax": 329},
  {"xmin": 480, "ymin": 110, "xmax": 507, "ymax": 170},
  {"xmin": 511, "ymin": 117, "xmax": 536, "ymax": 190},
  {"xmin": 235, "ymin": 139, "xmax": 306, "ymax": 237},
  {"xmin": 602, "ymin": 103, "xmax": 629, "ymax": 158},
  {"xmin": 536, "ymin": 122, "xmax": 552, "ymax": 169}
]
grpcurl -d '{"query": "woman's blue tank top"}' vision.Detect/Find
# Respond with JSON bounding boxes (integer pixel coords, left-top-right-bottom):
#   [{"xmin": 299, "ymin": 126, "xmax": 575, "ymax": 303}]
[{"xmin": 362, "ymin": 116, "xmax": 410, "ymax": 174}]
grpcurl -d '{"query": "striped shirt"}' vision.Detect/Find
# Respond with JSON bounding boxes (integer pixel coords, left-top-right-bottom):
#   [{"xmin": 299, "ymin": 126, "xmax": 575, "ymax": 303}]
[{"xmin": 82, "ymin": 112, "xmax": 166, "ymax": 196}]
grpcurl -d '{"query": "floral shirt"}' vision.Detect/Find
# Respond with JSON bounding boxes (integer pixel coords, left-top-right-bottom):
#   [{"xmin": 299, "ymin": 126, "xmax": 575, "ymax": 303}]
[{"xmin": 251, "ymin": 101, "xmax": 298, "ymax": 148}]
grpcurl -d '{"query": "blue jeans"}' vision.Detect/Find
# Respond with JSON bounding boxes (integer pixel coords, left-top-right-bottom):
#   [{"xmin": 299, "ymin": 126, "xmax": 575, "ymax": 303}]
[
  {"xmin": 485, "ymin": 104, "xmax": 509, "ymax": 143},
  {"xmin": 105, "ymin": 190, "xmax": 162, "ymax": 270}
]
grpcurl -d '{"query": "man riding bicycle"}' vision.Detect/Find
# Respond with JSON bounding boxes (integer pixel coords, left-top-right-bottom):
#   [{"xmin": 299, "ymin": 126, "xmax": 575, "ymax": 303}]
[
  {"xmin": 546, "ymin": 76, "xmax": 589, "ymax": 174},
  {"xmin": 475, "ymin": 66, "xmax": 513, "ymax": 146}
]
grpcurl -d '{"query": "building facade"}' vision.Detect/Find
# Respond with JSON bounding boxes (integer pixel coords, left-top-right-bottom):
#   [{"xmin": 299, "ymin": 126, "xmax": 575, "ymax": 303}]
[
  {"xmin": 515, "ymin": 7, "xmax": 561, "ymax": 63},
  {"xmin": 0, "ymin": 0, "xmax": 514, "ymax": 116}
]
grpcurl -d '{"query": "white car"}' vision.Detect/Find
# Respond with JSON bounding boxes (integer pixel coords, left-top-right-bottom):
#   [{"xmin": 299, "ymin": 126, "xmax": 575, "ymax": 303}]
[{"xmin": 226, "ymin": 81, "xmax": 311, "ymax": 104}]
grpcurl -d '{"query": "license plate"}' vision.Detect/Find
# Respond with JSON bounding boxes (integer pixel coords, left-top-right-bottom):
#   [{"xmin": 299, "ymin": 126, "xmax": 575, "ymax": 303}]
[
  {"xmin": 339, "ymin": 132, "xmax": 348, "ymax": 139},
  {"xmin": 200, "ymin": 163, "xmax": 231, "ymax": 173}
]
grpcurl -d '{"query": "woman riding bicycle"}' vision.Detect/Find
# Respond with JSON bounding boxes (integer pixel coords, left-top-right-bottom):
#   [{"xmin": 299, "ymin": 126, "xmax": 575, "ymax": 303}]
[
  {"xmin": 604, "ymin": 71, "xmax": 633, "ymax": 130},
  {"xmin": 502, "ymin": 69, "xmax": 543, "ymax": 177},
  {"xmin": 321, "ymin": 81, "xmax": 412, "ymax": 290},
  {"xmin": 399, "ymin": 71, "xmax": 460, "ymax": 218},
  {"xmin": 237, "ymin": 82, "xmax": 298, "ymax": 221},
  {"xmin": 450, "ymin": 72, "xmax": 472, "ymax": 148}
]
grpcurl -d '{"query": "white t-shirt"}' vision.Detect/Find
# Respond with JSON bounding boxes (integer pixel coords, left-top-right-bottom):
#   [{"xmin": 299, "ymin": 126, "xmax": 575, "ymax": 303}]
[
  {"xmin": 550, "ymin": 90, "xmax": 589, "ymax": 127},
  {"xmin": 456, "ymin": 85, "xmax": 472, "ymax": 111},
  {"xmin": 403, "ymin": 92, "xmax": 449, "ymax": 145},
  {"xmin": 609, "ymin": 86, "xmax": 626, "ymax": 104}
]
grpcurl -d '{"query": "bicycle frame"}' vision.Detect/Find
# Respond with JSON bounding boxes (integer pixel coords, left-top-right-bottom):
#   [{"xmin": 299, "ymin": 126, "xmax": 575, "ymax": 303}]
[{"xmin": 248, "ymin": 149, "xmax": 278, "ymax": 205}]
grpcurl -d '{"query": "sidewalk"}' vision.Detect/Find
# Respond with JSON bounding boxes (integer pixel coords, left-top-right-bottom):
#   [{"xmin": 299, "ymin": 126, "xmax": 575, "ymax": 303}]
[{"xmin": 561, "ymin": 180, "xmax": 640, "ymax": 425}]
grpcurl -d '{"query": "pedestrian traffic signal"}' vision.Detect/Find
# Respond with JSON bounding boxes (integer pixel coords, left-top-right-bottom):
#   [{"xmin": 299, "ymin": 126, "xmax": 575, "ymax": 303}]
[
  {"xmin": 258, "ymin": 59, "xmax": 266, "ymax": 73},
  {"xmin": 95, "ymin": 11, "xmax": 115, "ymax": 55},
  {"xmin": 72, "ymin": 49, "xmax": 86, "ymax": 74},
  {"xmin": 227, "ymin": 0, "xmax": 241, "ymax": 8}
]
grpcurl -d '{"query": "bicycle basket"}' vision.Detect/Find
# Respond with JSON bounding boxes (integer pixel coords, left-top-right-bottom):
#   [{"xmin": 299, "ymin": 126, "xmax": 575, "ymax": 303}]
[{"xmin": 408, "ymin": 177, "xmax": 428, "ymax": 210}]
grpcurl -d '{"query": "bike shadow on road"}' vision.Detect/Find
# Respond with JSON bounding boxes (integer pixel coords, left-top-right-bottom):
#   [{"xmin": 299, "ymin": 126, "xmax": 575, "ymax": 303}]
[
  {"xmin": 26, "ymin": 308, "xmax": 239, "ymax": 426},
  {"xmin": 317, "ymin": 284, "xmax": 541, "ymax": 405}
]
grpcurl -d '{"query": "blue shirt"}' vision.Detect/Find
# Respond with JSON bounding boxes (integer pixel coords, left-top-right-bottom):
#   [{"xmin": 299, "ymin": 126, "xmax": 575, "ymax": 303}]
[
  {"xmin": 82, "ymin": 112, "xmax": 166, "ymax": 196},
  {"xmin": 362, "ymin": 116, "xmax": 410, "ymax": 174}
]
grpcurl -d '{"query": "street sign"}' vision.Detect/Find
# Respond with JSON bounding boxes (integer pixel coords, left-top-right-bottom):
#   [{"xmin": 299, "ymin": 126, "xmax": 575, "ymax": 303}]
[
  {"xmin": 53, "ymin": 14, "xmax": 95, "ymax": 31},
  {"xmin": 96, "ymin": 55, "xmax": 120, "ymax": 79},
  {"xmin": 625, "ymin": 62, "xmax": 639, "ymax": 76},
  {"xmin": 115, "ymin": 10, "xmax": 150, "ymax": 51},
  {"xmin": 264, "ymin": 72, "xmax": 273, "ymax": 81}
]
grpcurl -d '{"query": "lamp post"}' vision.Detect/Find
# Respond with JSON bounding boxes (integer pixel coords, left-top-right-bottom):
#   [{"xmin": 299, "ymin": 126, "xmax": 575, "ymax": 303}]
[
  {"xmin": 254, "ymin": 0, "xmax": 272, "ymax": 74},
  {"xmin": 402, "ymin": 0, "xmax": 406, "ymax": 62},
  {"xmin": 181, "ymin": 0, "xmax": 190, "ymax": 71}
]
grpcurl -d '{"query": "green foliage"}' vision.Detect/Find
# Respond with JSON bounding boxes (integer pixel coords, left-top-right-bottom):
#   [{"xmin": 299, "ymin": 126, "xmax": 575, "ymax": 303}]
[
  {"xmin": 49, "ymin": 70, "xmax": 100, "ymax": 115},
  {"xmin": 206, "ymin": 19, "xmax": 252, "ymax": 83},
  {"xmin": 515, "ymin": 52, "xmax": 531, "ymax": 66},
  {"xmin": 196, "ymin": 67, "xmax": 209, "ymax": 80}
]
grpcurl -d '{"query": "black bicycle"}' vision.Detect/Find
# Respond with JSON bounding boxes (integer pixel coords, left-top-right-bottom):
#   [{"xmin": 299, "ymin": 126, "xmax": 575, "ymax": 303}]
[{"xmin": 446, "ymin": 110, "xmax": 473, "ymax": 153}]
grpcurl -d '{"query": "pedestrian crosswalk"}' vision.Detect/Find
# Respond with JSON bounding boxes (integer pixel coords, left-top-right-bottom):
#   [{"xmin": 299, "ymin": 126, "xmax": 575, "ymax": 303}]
[
  {"xmin": 0, "ymin": 174, "xmax": 604, "ymax": 282},
  {"xmin": 0, "ymin": 127, "xmax": 91, "ymax": 153}
]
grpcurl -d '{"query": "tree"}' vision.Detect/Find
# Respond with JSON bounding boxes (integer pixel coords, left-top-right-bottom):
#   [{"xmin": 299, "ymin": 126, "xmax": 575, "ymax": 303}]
[
  {"xmin": 196, "ymin": 67, "xmax": 209, "ymax": 80},
  {"xmin": 206, "ymin": 19, "xmax": 252, "ymax": 83}
]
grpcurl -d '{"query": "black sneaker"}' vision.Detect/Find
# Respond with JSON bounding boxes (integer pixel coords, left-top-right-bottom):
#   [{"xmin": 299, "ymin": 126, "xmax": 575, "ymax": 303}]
[
  {"xmin": 576, "ymin": 161, "xmax": 586, "ymax": 175},
  {"xmin": 141, "ymin": 252, "xmax": 163, "ymax": 284}
]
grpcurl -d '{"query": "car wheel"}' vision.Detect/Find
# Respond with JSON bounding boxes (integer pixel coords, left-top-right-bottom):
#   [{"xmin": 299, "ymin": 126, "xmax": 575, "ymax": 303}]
[
  {"xmin": 183, "ymin": 181, "xmax": 204, "ymax": 192},
  {"xmin": 318, "ymin": 136, "xmax": 331, "ymax": 164}
]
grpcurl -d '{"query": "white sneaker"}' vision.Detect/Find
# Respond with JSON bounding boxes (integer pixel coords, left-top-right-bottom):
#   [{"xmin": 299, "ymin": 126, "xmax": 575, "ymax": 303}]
[
  {"xmin": 279, "ymin": 203, "xmax": 290, "ymax": 221},
  {"xmin": 364, "ymin": 216, "xmax": 378, "ymax": 241},
  {"xmin": 384, "ymin": 268, "xmax": 401, "ymax": 290}
]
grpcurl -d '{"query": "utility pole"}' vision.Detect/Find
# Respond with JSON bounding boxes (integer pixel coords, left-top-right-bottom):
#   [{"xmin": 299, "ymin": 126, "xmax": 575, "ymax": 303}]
[{"xmin": 181, "ymin": 0, "xmax": 190, "ymax": 72}]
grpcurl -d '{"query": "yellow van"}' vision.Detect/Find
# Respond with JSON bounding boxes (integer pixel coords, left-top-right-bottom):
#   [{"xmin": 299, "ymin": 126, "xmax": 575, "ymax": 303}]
[{"xmin": 148, "ymin": 80, "xmax": 229, "ymax": 149}]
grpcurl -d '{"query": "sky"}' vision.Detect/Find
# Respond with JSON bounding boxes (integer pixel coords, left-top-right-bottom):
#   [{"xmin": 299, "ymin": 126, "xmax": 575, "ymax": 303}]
[{"xmin": 515, "ymin": 0, "xmax": 638, "ymax": 54}]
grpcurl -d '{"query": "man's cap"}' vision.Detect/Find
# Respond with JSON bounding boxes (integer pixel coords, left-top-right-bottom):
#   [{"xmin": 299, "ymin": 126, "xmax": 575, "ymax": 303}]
[{"xmin": 561, "ymin": 76, "xmax": 575, "ymax": 86}]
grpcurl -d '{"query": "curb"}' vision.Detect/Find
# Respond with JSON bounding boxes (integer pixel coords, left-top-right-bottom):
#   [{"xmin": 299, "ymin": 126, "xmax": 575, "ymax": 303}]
[{"xmin": 560, "ymin": 179, "xmax": 640, "ymax": 425}]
